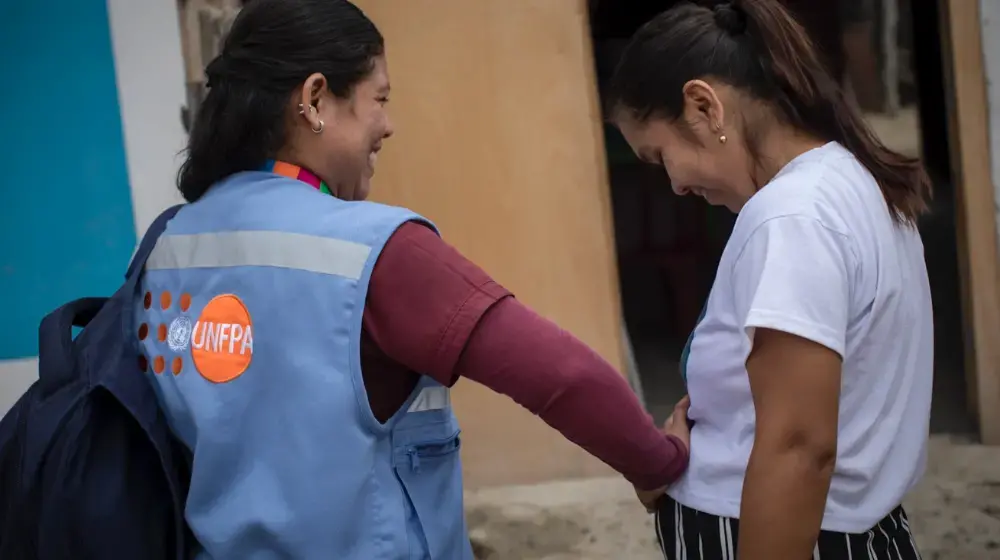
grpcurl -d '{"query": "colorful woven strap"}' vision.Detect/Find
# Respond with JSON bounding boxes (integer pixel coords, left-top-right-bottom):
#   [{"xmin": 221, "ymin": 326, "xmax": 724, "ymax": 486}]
[{"xmin": 262, "ymin": 159, "xmax": 332, "ymax": 195}]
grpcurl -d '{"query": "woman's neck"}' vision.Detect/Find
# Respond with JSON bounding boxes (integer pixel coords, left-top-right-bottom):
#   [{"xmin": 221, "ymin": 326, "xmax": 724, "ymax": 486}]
[{"xmin": 750, "ymin": 125, "xmax": 827, "ymax": 188}]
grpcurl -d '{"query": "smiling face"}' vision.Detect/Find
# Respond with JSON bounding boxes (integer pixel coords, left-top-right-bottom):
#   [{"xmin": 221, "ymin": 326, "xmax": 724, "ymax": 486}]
[
  {"xmin": 322, "ymin": 56, "xmax": 393, "ymax": 201},
  {"xmin": 290, "ymin": 56, "xmax": 394, "ymax": 201},
  {"xmin": 612, "ymin": 80, "xmax": 758, "ymax": 213}
]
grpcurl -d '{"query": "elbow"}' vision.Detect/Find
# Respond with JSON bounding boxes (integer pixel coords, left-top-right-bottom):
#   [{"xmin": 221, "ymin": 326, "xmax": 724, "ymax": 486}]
[{"xmin": 756, "ymin": 427, "xmax": 837, "ymax": 474}]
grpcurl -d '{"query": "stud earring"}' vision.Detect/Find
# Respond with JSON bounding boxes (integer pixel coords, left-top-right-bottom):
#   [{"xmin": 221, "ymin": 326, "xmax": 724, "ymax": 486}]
[{"xmin": 713, "ymin": 123, "xmax": 727, "ymax": 144}]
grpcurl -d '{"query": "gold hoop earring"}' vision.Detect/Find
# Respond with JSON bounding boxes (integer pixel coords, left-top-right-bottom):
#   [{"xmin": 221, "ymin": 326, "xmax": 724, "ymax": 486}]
[
  {"xmin": 719, "ymin": 134, "xmax": 728, "ymax": 144},
  {"xmin": 312, "ymin": 120, "xmax": 325, "ymax": 134}
]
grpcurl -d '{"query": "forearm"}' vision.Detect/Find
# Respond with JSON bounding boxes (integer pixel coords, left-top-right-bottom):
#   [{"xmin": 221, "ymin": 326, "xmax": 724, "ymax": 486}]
[
  {"xmin": 456, "ymin": 297, "xmax": 688, "ymax": 490},
  {"xmin": 738, "ymin": 443, "xmax": 834, "ymax": 559},
  {"xmin": 533, "ymin": 375, "xmax": 689, "ymax": 490}
]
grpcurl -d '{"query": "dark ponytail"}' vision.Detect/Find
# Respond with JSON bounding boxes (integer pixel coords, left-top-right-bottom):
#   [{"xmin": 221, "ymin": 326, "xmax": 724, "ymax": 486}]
[
  {"xmin": 609, "ymin": 0, "xmax": 931, "ymax": 224},
  {"xmin": 177, "ymin": 0, "xmax": 384, "ymax": 202}
]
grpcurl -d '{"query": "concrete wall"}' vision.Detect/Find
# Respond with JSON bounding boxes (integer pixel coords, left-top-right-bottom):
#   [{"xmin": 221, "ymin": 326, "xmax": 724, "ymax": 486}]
[{"xmin": 0, "ymin": 0, "xmax": 187, "ymax": 413}]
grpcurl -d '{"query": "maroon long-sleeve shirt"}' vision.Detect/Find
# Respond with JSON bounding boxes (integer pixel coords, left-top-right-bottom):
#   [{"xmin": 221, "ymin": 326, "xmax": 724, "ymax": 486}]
[{"xmin": 360, "ymin": 221, "xmax": 688, "ymax": 490}]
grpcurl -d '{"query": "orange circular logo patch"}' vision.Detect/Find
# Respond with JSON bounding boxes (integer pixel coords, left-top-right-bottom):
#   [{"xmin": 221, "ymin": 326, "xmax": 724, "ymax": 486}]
[{"xmin": 191, "ymin": 294, "xmax": 254, "ymax": 383}]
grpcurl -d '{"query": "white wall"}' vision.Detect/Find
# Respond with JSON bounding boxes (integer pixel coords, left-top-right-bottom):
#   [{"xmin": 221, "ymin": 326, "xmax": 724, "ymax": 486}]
[
  {"xmin": 108, "ymin": 0, "xmax": 189, "ymax": 233},
  {"xmin": 0, "ymin": 0, "xmax": 187, "ymax": 413},
  {"xmin": 0, "ymin": 361, "xmax": 41, "ymax": 415},
  {"xmin": 981, "ymin": 0, "xmax": 1000, "ymax": 248}
]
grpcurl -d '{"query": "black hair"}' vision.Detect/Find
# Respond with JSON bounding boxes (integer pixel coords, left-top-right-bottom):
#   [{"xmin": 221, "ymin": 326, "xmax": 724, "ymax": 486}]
[
  {"xmin": 608, "ymin": 0, "xmax": 931, "ymax": 224},
  {"xmin": 177, "ymin": 0, "xmax": 384, "ymax": 202}
]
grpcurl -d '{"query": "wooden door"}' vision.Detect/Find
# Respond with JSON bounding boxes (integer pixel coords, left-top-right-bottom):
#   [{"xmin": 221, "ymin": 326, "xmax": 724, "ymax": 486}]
[
  {"xmin": 940, "ymin": 0, "xmax": 1000, "ymax": 443},
  {"xmin": 354, "ymin": 0, "xmax": 627, "ymax": 487}
]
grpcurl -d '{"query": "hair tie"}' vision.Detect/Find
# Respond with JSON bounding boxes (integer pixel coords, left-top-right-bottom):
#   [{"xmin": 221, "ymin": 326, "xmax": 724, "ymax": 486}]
[
  {"xmin": 204, "ymin": 53, "xmax": 232, "ymax": 88},
  {"xmin": 713, "ymin": 2, "xmax": 747, "ymax": 35}
]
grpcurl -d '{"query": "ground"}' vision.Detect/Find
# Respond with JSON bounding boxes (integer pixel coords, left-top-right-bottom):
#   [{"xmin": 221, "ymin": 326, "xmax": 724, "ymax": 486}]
[{"xmin": 465, "ymin": 435, "xmax": 1000, "ymax": 559}]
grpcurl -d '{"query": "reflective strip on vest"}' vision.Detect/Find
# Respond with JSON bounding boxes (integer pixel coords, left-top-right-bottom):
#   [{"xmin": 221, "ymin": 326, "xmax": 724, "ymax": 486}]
[
  {"xmin": 407, "ymin": 386, "xmax": 451, "ymax": 412},
  {"xmin": 146, "ymin": 231, "xmax": 372, "ymax": 280}
]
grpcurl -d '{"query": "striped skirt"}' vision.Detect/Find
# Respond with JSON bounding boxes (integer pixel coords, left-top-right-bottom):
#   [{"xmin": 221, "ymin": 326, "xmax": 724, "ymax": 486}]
[{"xmin": 654, "ymin": 496, "xmax": 921, "ymax": 560}]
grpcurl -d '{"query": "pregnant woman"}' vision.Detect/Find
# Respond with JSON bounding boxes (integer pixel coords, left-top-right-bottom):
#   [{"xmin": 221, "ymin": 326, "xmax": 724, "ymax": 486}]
[{"xmin": 607, "ymin": 1, "xmax": 931, "ymax": 558}]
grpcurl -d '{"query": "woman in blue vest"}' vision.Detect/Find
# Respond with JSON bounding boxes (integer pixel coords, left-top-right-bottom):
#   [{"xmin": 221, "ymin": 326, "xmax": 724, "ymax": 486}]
[
  {"xmin": 606, "ymin": 1, "xmax": 930, "ymax": 558},
  {"xmin": 134, "ymin": 0, "xmax": 691, "ymax": 557}
]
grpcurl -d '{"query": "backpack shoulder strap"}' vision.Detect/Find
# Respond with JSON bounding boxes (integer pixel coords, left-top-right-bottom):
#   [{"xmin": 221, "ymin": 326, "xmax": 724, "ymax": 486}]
[
  {"xmin": 125, "ymin": 205, "xmax": 185, "ymax": 281},
  {"xmin": 36, "ymin": 205, "xmax": 185, "ymax": 389}
]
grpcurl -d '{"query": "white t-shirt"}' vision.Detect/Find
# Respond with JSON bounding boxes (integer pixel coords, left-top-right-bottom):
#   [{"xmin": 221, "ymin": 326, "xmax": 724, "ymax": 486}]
[{"xmin": 668, "ymin": 142, "xmax": 933, "ymax": 533}]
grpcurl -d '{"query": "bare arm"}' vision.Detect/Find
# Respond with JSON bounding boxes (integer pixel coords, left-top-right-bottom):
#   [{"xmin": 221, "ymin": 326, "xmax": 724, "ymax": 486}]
[{"xmin": 738, "ymin": 327, "xmax": 842, "ymax": 559}]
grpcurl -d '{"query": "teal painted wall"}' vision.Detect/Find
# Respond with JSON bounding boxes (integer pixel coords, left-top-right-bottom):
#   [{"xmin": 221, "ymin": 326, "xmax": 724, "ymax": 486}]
[{"xmin": 0, "ymin": 0, "xmax": 136, "ymax": 359}]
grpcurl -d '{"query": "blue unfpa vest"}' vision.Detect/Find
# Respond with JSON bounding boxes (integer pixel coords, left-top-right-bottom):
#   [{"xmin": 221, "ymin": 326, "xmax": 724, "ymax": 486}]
[{"xmin": 133, "ymin": 172, "xmax": 472, "ymax": 559}]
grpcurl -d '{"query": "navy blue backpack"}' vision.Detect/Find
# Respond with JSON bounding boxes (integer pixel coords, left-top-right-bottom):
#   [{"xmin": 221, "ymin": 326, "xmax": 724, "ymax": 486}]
[{"xmin": 0, "ymin": 205, "xmax": 193, "ymax": 559}]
